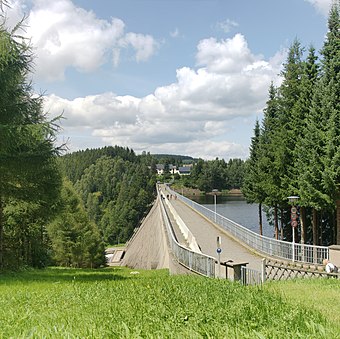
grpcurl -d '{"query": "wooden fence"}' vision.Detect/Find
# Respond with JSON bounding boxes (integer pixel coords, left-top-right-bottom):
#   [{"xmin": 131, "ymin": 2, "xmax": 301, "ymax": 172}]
[{"xmin": 265, "ymin": 259, "xmax": 339, "ymax": 281}]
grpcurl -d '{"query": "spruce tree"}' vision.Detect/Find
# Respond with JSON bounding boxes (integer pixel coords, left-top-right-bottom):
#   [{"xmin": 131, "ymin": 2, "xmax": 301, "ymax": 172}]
[
  {"xmin": 277, "ymin": 39, "xmax": 304, "ymax": 192},
  {"xmin": 293, "ymin": 46, "xmax": 320, "ymax": 244},
  {"xmin": 257, "ymin": 83, "xmax": 282, "ymax": 239},
  {"xmin": 47, "ymin": 180, "xmax": 105, "ymax": 268},
  {"xmin": 274, "ymin": 40, "xmax": 305, "ymax": 241},
  {"xmin": 242, "ymin": 119, "xmax": 265, "ymax": 234},
  {"xmin": 320, "ymin": 0, "xmax": 340, "ymax": 243},
  {"xmin": 0, "ymin": 12, "xmax": 62, "ymax": 268}
]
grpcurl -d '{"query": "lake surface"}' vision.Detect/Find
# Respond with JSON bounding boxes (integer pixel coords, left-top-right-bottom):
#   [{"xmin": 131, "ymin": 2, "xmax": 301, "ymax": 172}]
[{"xmin": 190, "ymin": 195, "xmax": 274, "ymax": 238}]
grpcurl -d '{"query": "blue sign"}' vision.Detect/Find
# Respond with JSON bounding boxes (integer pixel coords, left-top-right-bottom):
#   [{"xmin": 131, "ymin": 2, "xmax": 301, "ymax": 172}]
[{"xmin": 217, "ymin": 248, "xmax": 222, "ymax": 254}]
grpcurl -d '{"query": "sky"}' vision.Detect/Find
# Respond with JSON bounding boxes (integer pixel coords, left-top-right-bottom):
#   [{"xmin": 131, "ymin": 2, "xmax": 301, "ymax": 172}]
[{"xmin": 4, "ymin": 0, "xmax": 334, "ymax": 160}]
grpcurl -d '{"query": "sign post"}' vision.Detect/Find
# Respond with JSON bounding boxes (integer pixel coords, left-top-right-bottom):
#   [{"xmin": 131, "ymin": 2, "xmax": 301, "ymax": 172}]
[
  {"xmin": 216, "ymin": 236, "xmax": 222, "ymax": 278},
  {"xmin": 288, "ymin": 196, "xmax": 299, "ymax": 262}
]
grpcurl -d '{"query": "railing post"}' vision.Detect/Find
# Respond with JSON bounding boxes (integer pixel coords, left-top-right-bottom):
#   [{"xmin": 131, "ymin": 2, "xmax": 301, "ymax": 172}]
[
  {"xmin": 207, "ymin": 257, "xmax": 211, "ymax": 277},
  {"xmin": 189, "ymin": 251, "xmax": 192, "ymax": 270},
  {"xmin": 261, "ymin": 258, "xmax": 266, "ymax": 283}
]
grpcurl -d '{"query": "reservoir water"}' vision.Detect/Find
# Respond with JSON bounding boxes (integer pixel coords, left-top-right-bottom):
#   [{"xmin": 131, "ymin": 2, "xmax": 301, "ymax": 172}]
[{"xmin": 190, "ymin": 195, "xmax": 274, "ymax": 238}]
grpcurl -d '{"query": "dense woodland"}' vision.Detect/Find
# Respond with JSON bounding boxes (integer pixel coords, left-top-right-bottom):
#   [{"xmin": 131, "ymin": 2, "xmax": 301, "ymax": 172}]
[
  {"xmin": 242, "ymin": 2, "xmax": 340, "ymax": 246},
  {"xmin": 166, "ymin": 158, "xmax": 245, "ymax": 192},
  {"xmin": 60, "ymin": 147, "xmax": 157, "ymax": 245},
  {"xmin": 1, "ymin": 2, "xmax": 339, "ymax": 271}
]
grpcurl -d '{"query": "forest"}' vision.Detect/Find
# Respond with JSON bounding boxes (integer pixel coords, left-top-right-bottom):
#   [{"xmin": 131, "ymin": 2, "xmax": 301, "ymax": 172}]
[
  {"xmin": 59, "ymin": 147, "xmax": 157, "ymax": 246},
  {"xmin": 242, "ymin": 3, "xmax": 339, "ymax": 246},
  {"xmin": 185, "ymin": 158, "xmax": 244, "ymax": 191},
  {"xmin": 160, "ymin": 157, "xmax": 245, "ymax": 192}
]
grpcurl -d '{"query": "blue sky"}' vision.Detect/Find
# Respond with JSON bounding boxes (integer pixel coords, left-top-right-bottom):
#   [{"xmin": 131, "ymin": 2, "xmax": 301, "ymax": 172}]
[{"xmin": 5, "ymin": 0, "xmax": 333, "ymax": 159}]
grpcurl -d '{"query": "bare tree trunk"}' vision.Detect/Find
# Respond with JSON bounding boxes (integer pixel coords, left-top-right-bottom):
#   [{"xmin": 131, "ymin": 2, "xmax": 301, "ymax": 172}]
[
  {"xmin": 312, "ymin": 208, "xmax": 318, "ymax": 245},
  {"xmin": 312, "ymin": 208, "xmax": 319, "ymax": 262},
  {"xmin": 280, "ymin": 208, "xmax": 284, "ymax": 240},
  {"xmin": 300, "ymin": 206, "xmax": 306, "ymax": 245},
  {"xmin": 274, "ymin": 205, "xmax": 279, "ymax": 240},
  {"xmin": 258, "ymin": 203, "xmax": 263, "ymax": 236},
  {"xmin": 300, "ymin": 206, "xmax": 306, "ymax": 261},
  {"xmin": 0, "ymin": 197, "xmax": 3, "ymax": 269},
  {"xmin": 336, "ymin": 200, "xmax": 340, "ymax": 244},
  {"xmin": 319, "ymin": 210, "xmax": 323, "ymax": 246}
]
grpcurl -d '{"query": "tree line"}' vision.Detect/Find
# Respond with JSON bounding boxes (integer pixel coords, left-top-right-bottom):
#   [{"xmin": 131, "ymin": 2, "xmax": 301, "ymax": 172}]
[
  {"xmin": 154, "ymin": 152, "xmax": 245, "ymax": 192},
  {"xmin": 182, "ymin": 158, "xmax": 245, "ymax": 192},
  {"xmin": 242, "ymin": 2, "xmax": 340, "ymax": 246},
  {"xmin": 60, "ymin": 148, "xmax": 157, "ymax": 246}
]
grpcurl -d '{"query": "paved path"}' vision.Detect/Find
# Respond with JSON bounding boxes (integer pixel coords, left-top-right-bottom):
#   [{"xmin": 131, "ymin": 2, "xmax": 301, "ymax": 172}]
[
  {"xmin": 161, "ymin": 186, "xmax": 263, "ymax": 271},
  {"xmin": 163, "ymin": 199, "xmax": 188, "ymax": 247}
]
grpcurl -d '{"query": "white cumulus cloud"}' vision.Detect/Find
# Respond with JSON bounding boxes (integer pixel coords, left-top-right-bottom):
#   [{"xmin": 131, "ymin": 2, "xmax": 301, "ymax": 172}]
[
  {"xmin": 4, "ymin": 0, "xmax": 159, "ymax": 81},
  {"xmin": 48, "ymin": 33, "xmax": 283, "ymax": 159},
  {"xmin": 304, "ymin": 0, "xmax": 333, "ymax": 16}
]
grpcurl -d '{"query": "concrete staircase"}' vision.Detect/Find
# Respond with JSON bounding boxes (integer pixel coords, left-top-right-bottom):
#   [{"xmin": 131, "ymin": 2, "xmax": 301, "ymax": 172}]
[{"xmin": 105, "ymin": 248, "xmax": 125, "ymax": 266}]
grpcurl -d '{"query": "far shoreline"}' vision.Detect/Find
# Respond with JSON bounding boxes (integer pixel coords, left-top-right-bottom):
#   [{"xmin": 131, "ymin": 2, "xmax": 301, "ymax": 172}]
[{"xmin": 172, "ymin": 186, "xmax": 244, "ymax": 198}]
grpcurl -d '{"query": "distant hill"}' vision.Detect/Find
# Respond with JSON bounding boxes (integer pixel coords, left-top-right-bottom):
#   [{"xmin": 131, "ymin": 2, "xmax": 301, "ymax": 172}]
[
  {"xmin": 60, "ymin": 146, "xmax": 137, "ymax": 183},
  {"xmin": 152, "ymin": 154, "xmax": 198, "ymax": 163}
]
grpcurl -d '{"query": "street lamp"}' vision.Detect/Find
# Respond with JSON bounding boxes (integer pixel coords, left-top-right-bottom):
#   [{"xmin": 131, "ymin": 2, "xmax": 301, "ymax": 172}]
[
  {"xmin": 288, "ymin": 195, "xmax": 299, "ymax": 262},
  {"xmin": 212, "ymin": 189, "xmax": 219, "ymax": 222}
]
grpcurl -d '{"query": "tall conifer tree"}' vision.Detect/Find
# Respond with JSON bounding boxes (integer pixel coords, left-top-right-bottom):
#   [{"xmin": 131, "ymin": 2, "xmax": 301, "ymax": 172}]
[
  {"xmin": 293, "ymin": 46, "xmax": 320, "ymax": 244},
  {"xmin": 242, "ymin": 119, "xmax": 265, "ymax": 235},
  {"xmin": 274, "ymin": 40, "xmax": 305, "ymax": 241},
  {"xmin": 277, "ymin": 39, "xmax": 304, "ymax": 192},
  {"xmin": 257, "ymin": 83, "xmax": 282, "ymax": 238},
  {"xmin": 320, "ymin": 0, "xmax": 340, "ymax": 243},
  {"xmin": 0, "ymin": 9, "xmax": 62, "ymax": 267}
]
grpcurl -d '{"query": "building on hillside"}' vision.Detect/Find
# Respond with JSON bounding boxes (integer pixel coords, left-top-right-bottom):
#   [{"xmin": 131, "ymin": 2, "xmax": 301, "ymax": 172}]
[
  {"xmin": 177, "ymin": 166, "xmax": 191, "ymax": 175},
  {"xmin": 156, "ymin": 164, "xmax": 192, "ymax": 176},
  {"xmin": 156, "ymin": 164, "xmax": 177, "ymax": 175}
]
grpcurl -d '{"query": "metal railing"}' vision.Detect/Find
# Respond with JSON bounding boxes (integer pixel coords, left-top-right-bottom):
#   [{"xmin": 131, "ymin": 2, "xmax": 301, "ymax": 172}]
[
  {"xmin": 158, "ymin": 190, "xmax": 216, "ymax": 278},
  {"xmin": 167, "ymin": 188, "xmax": 329, "ymax": 265},
  {"xmin": 241, "ymin": 266, "xmax": 263, "ymax": 285}
]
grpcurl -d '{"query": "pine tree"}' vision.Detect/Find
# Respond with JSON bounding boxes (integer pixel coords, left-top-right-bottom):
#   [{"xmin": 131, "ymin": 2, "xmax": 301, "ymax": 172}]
[
  {"xmin": 293, "ymin": 46, "xmax": 320, "ymax": 244},
  {"xmin": 291, "ymin": 2, "xmax": 339, "ymax": 245},
  {"xmin": 320, "ymin": 0, "xmax": 340, "ymax": 244},
  {"xmin": 242, "ymin": 119, "xmax": 265, "ymax": 234},
  {"xmin": 47, "ymin": 180, "xmax": 105, "ymax": 268},
  {"xmin": 271, "ymin": 40, "xmax": 305, "ymax": 241},
  {"xmin": 257, "ymin": 83, "xmax": 282, "ymax": 239},
  {"xmin": 277, "ymin": 39, "xmax": 305, "ymax": 192},
  {"xmin": 0, "ymin": 15, "xmax": 62, "ymax": 268}
]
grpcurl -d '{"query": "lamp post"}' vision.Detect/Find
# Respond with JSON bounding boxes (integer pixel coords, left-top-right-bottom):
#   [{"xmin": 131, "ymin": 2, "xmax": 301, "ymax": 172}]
[
  {"xmin": 212, "ymin": 189, "xmax": 219, "ymax": 222},
  {"xmin": 288, "ymin": 195, "xmax": 299, "ymax": 262}
]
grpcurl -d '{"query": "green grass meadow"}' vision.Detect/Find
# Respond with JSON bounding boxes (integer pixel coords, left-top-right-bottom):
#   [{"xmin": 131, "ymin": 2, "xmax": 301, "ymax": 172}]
[{"xmin": 0, "ymin": 267, "xmax": 339, "ymax": 338}]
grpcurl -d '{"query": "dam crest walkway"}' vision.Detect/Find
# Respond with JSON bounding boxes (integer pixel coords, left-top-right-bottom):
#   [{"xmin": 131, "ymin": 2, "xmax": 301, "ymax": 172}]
[{"xmin": 121, "ymin": 184, "xmax": 329, "ymax": 279}]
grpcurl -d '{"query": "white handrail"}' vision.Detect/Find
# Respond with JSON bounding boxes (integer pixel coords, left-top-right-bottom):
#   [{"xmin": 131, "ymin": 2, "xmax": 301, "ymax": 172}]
[
  {"xmin": 168, "ymin": 187, "xmax": 329, "ymax": 265},
  {"xmin": 157, "ymin": 187, "xmax": 216, "ymax": 277}
]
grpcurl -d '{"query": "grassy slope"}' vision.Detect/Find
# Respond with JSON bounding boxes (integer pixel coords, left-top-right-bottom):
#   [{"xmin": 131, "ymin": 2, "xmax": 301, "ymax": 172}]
[
  {"xmin": 265, "ymin": 278, "xmax": 340, "ymax": 325},
  {"xmin": 0, "ymin": 267, "xmax": 339, "ymax": 338}
]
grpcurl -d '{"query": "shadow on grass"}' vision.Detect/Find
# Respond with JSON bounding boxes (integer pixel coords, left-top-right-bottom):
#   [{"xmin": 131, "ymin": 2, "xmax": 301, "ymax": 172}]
[{"xmin": 0, "ymin": 267, "xmax": 130, "ymax": 284}]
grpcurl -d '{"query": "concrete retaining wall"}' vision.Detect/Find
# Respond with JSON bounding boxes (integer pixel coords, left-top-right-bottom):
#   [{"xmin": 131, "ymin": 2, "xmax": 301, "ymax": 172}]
[{"xmin": 122, "ymin": 199, "xmax": 169, "ymax": 269}]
